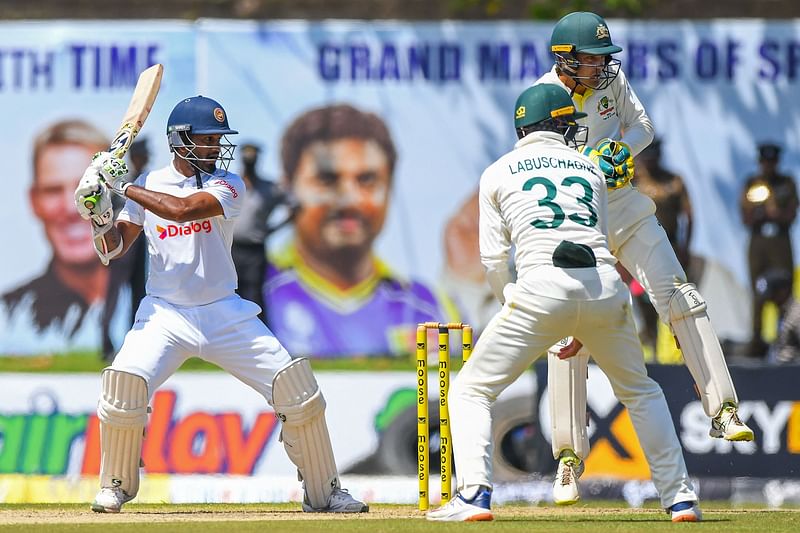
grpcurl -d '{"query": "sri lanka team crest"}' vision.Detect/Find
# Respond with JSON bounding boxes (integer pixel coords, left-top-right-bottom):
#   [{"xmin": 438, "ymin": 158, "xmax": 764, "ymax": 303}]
[{"xmin": 597, "ymin": 96, "xmax": 616, "ymax": 118}]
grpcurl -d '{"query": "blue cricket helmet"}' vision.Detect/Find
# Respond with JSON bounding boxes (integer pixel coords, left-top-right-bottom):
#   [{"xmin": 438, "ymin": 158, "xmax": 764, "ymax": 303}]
[
  {"xmin": 167, "ymin": 96, "xmax": 238, "ymax": 174},
  {"xmin": 166, "ymin": 96, "xmax": 238, "ymax": 136}
]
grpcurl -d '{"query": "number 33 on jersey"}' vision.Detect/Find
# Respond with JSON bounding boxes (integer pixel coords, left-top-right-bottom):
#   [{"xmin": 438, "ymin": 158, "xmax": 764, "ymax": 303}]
[{"xmin": 479, "ymin": 133, "xmax": 617, "ymax": 274}]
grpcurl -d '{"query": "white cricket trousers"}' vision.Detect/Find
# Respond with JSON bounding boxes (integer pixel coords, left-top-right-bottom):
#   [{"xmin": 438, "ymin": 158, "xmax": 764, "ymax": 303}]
[
  {"xmin": 607, "ymin": 184, "xmax": 686, "ymax": 320},
  {"xmin": 450, "ymin": 269, "xmax": 698, "ymax": 509},
  {"xmin": 111, "ymin": 294, "xmax": 292, "ymax": 403}
]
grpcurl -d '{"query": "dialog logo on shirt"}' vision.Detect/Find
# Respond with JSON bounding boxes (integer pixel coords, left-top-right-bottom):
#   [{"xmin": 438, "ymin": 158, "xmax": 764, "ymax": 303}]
[
  {"xmin": 156, "ymin": 220, "xmax": 213, "ymax": 239},
  {"xmin": 213, "ymin": 179, "xmax": 238, "ymax": 198}
]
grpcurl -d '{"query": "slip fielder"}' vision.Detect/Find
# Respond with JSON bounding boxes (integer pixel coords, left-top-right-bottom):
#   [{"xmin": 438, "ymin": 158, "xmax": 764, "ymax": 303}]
[{"xmin": 427, "ymin": 83, "xmax": 700, "ymax": 523}]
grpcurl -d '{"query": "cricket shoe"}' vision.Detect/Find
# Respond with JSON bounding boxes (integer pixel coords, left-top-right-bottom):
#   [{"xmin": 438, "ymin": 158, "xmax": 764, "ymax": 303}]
[
  {"xmin": 710, "ymin": 402, "xmax": 754, "ymax": 441},
  {"xmin": 669, "ymin": 501, "xmax": 702, "ymax": 522},
  {"xmin": 426, "ymin": 486, "xmax": 493, "ymax": 522},
  {"xmin": 553, "ymin": 449, "xmax": 583, "ymax": 506},
  {"xmin": 302, "ymin": 487, "xmax": 369, "ymax": 513},
  {"xmin": 91, "ymin": 487, "xmax": 134, "ymax": 513}
]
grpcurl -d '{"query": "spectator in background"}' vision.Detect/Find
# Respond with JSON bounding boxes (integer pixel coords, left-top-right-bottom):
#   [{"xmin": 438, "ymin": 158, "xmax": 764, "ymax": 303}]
[
  {"xmin": 265, "ymin": 103, "xmax": 451, "ymax": 357},
  {"xmin": 740, "ymin": 143, "xmax": 798, "ymax": 358},
  {"xmin": 0, "ymin": 120, "xmax": 112, "ymax": 352},
  {"xmin": 100, "ymin": 138, "xmax": 150, "ymax": 360},
  {"xmin": 631, "ymin": 138, "xmax": 693, "ymax": 352},
  {"xmin": 232, "ymin": 143, "xmax": 297, "ymax": 324},
  {"xmin": 756, "ymin": 269, "xmax": 800, "ymax": 364}
]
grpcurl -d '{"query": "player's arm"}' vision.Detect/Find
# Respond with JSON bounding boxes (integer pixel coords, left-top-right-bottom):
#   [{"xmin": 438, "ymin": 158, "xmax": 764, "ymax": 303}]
[
  {"xmin": 478, "ymin": 171, "xmax": 512, "ymax": 304},
  {"xmin": 89, "ymin": 151, "xmax": 225, "ymax": 223},
  {"xmin": 96, "ymin": 220, "xmax": 143, "ymax": 260},
  {"xmin": 614, "ymin": 69, "xmax": 654, "ymax": 157},
  {"xmin": 124, "ymin": 186, "xmax": 223, "ymax": 223}
]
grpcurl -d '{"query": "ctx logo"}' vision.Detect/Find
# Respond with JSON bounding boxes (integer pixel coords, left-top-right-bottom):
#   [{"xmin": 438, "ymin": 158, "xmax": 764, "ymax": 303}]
[{"xmin": 156, "ymin": 220, "xmax": 213, "ymax": 240}]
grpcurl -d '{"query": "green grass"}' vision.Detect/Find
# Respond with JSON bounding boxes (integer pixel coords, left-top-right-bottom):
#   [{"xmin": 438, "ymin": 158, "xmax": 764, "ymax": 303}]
[
  {"xmin": 0, "ymin": 503, "xmax": 798, "ymax": 532},
  {"xmin": 0, "ymin": 353, "xmax": 433, "ymax": 373}
]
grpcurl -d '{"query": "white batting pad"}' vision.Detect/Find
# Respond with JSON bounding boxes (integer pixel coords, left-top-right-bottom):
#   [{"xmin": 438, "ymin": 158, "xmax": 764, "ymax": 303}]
[
  {"xmin": 668, "ymin": 283, "xmax": 737, "ymax": 416},
  {"xmin": 272, "ymin": 357, "xmax": 339, "ymax": 509},
  {"xmin": 96, "ymin": 368, "xmax": 148, "ymax": 497},
  {"xmin": 547, "ymin": 345, "xmax": 590, "ymax": 460}
]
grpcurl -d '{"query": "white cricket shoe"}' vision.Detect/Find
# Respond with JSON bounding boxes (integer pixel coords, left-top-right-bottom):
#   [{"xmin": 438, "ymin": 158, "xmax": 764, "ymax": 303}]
[
  {"xmin": 710, "ymin": 402, "xmax": 754, "ymax": 441},
  {"xmin": 302, "ymin": 487, "xmax": 369, "ymax": 513},
  {"xmin": 669, "ymin": 501, "xmax": 702, "ymax": 522},
  {"xmin": 91, "ymin": 487, "xmax": 134, "ymax": 513},
  {"xmin": 426, "ymin": 487, "xmax": 493, "ymax": 522},
  {"xmin": 553, "ymin": 449, "xmax": 583, "ymax": 506}
]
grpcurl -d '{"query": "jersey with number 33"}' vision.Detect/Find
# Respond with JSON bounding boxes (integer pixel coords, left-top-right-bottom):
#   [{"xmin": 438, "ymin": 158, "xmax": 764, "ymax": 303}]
[{"xmin": 479, "ymin": 131, "xmax": 616, "ymax": 288}]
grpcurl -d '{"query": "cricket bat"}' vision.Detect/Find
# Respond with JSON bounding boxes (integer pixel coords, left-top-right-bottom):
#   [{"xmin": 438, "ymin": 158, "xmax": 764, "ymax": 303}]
[{"xmin": 83, "ymin": 63, "xmax": 163, "ymax": 210}]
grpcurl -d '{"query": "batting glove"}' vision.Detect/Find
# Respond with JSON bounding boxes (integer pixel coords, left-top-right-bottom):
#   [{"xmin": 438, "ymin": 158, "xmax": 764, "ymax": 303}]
[
  {"xmin": 75, "ymin": 167, "xmax": 114, "ymax": 228},
  {"xmin": 91, "ymin": 151, "xmax": 131, "ymax": 196}
]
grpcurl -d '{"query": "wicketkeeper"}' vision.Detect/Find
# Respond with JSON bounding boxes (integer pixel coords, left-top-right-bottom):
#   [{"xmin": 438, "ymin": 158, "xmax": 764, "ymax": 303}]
[{"xmin": 534, "ymin": 11, "xmax": 752, "ymax": 512}]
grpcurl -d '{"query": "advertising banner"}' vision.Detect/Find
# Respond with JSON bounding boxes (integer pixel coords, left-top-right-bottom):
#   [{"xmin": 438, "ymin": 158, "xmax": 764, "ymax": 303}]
[
  {"xmin": 0, "ymin": 370, "xmax": 534, "ymax": 479},
  {"xmin": 0, "ymin": 22, "xmax": 195, "ymax": 355},
  {"xmin": 2, "ymin": 365, "xmax": 798, "ymax": 504},
  {"xmin": 536, "ymin": 363, "xmax": 800, "ymax": 479},
  {"xmin": 199, "ymin": 19, "xmax": 800, "ymax": 349},
  {"xmin": 0, "ymin": 19, "xmax": 798, "ymax": 355}
]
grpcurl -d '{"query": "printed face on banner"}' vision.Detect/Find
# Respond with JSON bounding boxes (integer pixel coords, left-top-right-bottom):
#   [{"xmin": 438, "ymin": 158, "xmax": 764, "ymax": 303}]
[
  {"xmin": 31, "ymin": 143, "xmax": 104, "ymax": 265},
  {"xmin": 291, "ymin": 138, "xmax": 391, "ymax": 255}
]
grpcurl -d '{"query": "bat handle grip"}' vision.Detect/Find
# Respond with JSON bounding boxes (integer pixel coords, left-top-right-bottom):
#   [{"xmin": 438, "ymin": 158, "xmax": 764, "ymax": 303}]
[{"xmin": 82, "ymin": 178, "xmax": 108, "ymax": 210}]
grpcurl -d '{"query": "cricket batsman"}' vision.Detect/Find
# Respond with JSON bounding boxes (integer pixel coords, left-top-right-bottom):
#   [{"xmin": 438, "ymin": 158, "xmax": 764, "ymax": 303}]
[
  {"xmin": 73, "ymin": 95, "xmax": 368, "ymax": 514},
  {"xmin": 427, "ymin": 83, "xmax": 700, "ymax": 522},
  {"xmin": 534, "ymin": 11, "xmax": 753, "ymax": 508}
]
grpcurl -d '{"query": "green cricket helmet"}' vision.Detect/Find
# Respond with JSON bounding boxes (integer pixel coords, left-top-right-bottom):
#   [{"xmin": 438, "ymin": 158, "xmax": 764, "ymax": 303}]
[
  {"xmin": 514, "ymin": 84, "xmax": 588, "ymax": 149},
  {"xmin": 550, "ymin": 12, "xmax": 622, "ymax": 90}
]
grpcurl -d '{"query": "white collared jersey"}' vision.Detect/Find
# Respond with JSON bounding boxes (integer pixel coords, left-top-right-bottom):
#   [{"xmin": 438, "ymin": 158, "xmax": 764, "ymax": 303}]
[
  {"xmin": 117, "ymin": 163, "xmax": 244, "ymax": 306},
  {"xmin": 535, "ymin": 66, "xmax": 658, "ymax": 249},
  {"xmin": 535, "ymin": 66, "xmax": 654, "ymax": 159},
  {"xmin": 479, "ymin": 132, "xmax": 616, "ymax": 291}
]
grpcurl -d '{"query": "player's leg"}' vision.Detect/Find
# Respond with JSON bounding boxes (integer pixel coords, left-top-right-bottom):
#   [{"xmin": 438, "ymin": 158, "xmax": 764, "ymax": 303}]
[
  {"xmin": 202, "ymin": 296, "xmax": 366, "ymax": 513},
  {"xmin": 546, "ymin": 345, "xmax": 589, "ymax": 505},
  {"xmin": 578, "ymin": 288, "xmax": 700, "ymax": 520},
  {"xmin": 92, "ymin": 369, "xmax": 147, "ymax": 513},
  {"xmin": 616, "ymin": 215, "xmax": 752, "ymax": 441},
  {"xmin": 93, "ymin": 296, "xmax": 192, "ymax": 513},
  {"xmin": 428, "ymin": 287, "xmax": 568, "ymax": 522}
]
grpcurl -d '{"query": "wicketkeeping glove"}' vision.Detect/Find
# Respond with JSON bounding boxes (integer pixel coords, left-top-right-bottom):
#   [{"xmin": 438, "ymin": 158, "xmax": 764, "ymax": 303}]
[{"xmin": 582, "ymin": 138, "xmax": 634, "ymax": 190}]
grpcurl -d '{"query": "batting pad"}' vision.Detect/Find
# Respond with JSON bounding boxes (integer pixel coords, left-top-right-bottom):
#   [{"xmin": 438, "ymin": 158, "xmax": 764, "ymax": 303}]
[
  {"xmin": 272, "ymin": 358, "xmax": 339, "ymax": 510},
  {"xmin": 96, "ymin": 368, "xmax": 149, "ymax": 497},
  {"xmin": 669, "ymin": 283, "xmax": 737, "ymax": 416},
  {"xmin": 547, "ymin": 346, "xmax": 590, "ymax": 460}
]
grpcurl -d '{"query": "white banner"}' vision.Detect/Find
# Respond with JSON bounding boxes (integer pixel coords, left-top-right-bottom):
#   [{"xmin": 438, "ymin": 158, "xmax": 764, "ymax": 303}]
[{"xmin": 1, "ymin": 20, "xmax": 798, "ymax": 354}]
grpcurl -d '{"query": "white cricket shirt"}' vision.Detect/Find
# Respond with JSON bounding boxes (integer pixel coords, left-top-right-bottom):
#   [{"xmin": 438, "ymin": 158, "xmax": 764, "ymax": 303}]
[
  {"xmin": 535, "ymin": 66, "xmax": 654, "ymax": 158},
  {"xmin": 479, "ymin": 132, "xmax": 617, "ymax": 301},
  {"xmin": 535, "ymin": 66, "xmax": 658, "ymax": 245},
  {"xmin": 117, "ymin": 163, "xmax": 244, "ymax": 306}
]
